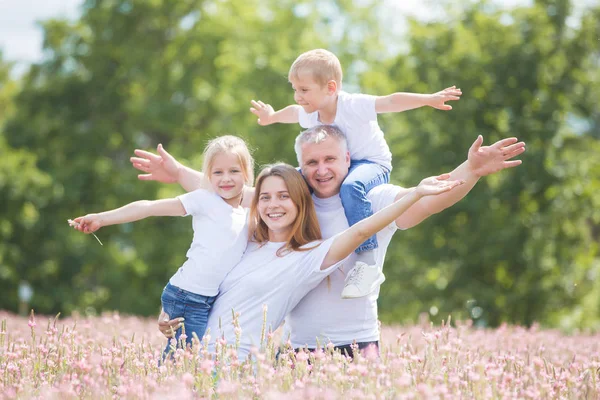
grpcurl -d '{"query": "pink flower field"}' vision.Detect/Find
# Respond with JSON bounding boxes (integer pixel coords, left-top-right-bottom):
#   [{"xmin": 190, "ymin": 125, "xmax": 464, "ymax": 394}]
[{"xmin": 1, "ymin": 311, "xmax": 599, "ymax": 399}]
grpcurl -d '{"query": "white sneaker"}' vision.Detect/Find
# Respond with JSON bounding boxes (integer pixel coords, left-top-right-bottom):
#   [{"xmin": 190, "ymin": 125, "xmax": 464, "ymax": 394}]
[{"xmin": 341, "ymin": 262, "xmax": 385, "ymax": 299}]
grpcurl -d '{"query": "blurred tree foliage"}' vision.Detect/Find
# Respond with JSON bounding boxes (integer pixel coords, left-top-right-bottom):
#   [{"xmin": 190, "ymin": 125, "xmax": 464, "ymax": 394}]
[
  {"xmin": 1, "ymin": 0, "xmax": 598, "ymax": 329},
  {"xmin": 373, "ymin": 0, "xmax": 600, "ymax": 330}
]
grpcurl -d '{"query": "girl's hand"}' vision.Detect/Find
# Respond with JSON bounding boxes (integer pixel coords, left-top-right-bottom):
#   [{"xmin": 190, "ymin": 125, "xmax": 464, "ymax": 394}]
[
  {"xmin": 415, "ymin": 173, "xmax": 465, "ymax": 197},
  {"xmin": 69, "ymin": 215, "xmax": 102, "ymax": 233},
  {"xmin": 158, "ymin": 309, "xmax": 183, "ymax": 339}
]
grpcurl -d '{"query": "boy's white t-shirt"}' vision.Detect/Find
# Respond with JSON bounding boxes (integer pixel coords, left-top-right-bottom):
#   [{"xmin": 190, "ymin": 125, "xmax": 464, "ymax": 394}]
[
  {"xmin": 168, "ymin": 189, "xmax": 249, "ymax": 297},
  {"xmin": 205, "ymin": 236, "xmax": 346, "ymax": 359},
  {"xmin": 298, "ymin": 91, "xmax": 393, "ymax": 171},
  {"xmin": 286, "ymin": 184, "xmax": 402, "ymax": 348}
]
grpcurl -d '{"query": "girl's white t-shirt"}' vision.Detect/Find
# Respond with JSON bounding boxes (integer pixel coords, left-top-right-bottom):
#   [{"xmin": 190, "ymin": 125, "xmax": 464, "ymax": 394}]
[
  {"xmin": 298, "ymin": 91, "xmax": 393, "ymax": 171},
  {"xmin": 205, "ymin": 236, "xmax": 346, "ymax": 359},
  {"xmin": 168, "ymin": 189, "xmax": 249, "ymax": 297}
]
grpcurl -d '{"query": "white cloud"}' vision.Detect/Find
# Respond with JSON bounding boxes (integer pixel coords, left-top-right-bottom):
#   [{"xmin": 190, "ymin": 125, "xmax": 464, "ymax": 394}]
[{"xmin": 0, "ymin": 0, "xmax": 82, "ymax": 64}]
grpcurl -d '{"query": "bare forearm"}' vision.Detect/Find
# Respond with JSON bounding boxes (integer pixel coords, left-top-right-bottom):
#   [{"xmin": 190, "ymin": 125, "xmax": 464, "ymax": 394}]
[
  {"xmin": 323, "ymin": 191, "xmax": 421, "ymax": 267},
  {"xmin": 418, "ymin": 161, "xmax": 479, "ymax": 214},
  {"xmin": 395, "ymin": 161, "xmax": 479, "ymax": 229},
  {"xmin": 97, "ymin": 201, "xmax": 158, "ymax": 227},
  {"xmin": 271, "ymin": 105, "xmax": 300, "ymax": 124},
  {"xmin": 178, "ymin": 165, "xmax": 207, "ymax": 192},
  {"xmin": 375, "ymin": 92, "xmax": 432, "ymax": 114}
]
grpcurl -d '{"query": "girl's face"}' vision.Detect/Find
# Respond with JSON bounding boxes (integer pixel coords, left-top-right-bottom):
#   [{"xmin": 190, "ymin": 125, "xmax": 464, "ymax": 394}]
[
  {"xmin": 209, "ymin": 152, "xmax": 246, "ymax": 207},
  {"xmin": 257, "ymin": 176, "xmax": 299, "ymax": 242}
]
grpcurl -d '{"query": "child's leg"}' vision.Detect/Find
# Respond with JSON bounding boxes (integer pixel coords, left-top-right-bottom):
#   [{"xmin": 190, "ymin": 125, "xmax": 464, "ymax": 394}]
[
  {"xmin": 339, "ymin": 161, "xmax": 390, "ymax": 299},
  {"xmin": 160, "ymin": 283, "xmax": 216, "ymax": 359},
  {"xmin": 339, "ymin": 160, "xmax": 390, "ymax": 256}
]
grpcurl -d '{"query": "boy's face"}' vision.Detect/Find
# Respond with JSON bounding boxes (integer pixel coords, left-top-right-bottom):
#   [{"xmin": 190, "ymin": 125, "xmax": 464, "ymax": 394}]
[{"xmin": 290, "ymin": 73, "xmax": 336, "ymax": 114}]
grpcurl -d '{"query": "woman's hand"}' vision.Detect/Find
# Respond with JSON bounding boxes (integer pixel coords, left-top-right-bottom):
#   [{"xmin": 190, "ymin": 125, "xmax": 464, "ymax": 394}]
[{"xmin": 415, "ymin": 174, "xmax": 465, "ymax": 197}]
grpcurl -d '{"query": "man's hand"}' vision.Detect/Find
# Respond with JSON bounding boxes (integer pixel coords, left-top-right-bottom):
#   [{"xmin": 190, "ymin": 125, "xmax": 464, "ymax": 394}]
[
  {"xmin": 250, "ymin": 100, "xmax": 275, "ymax": 125},
  {"xmin": 415, "ymin": 173, "xmax": 465, "ymax": 197},
  {"xmin": 130, "ymin": 144, "xmax": 180, "ymax": 183},
  {"xmin": 467, "ymin": 135, "xmax": 525, "ymax": 177},
  {"xmin": 428, "ymin": 86, "xmax": 462, "ymax": 110},
  {"xmin": 158, "ymin": 309, "xmax": 183, "ymax": 339}
]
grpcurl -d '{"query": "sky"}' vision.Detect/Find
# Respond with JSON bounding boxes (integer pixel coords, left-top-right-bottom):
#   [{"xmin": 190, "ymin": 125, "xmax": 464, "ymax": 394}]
[{"xmin": 0, "ymin": 0, "xmax": 594, "ymax": 73}]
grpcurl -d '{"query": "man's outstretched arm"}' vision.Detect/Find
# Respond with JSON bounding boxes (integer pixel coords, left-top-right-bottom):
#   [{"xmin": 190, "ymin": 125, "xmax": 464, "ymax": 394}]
[{"xmin": 394, "ymin": 135, "xmax": 525, "ymax": 229}]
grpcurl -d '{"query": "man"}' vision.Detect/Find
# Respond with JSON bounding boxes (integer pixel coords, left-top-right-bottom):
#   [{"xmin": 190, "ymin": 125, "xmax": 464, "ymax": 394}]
[{"xmin": 130, "ymin": 126, "xmax": 525, "ymax": 356}]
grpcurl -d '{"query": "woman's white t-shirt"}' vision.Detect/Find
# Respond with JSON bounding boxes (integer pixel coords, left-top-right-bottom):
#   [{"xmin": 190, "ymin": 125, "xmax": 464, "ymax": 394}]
[
  {"xmin": 205, "ymin": 236, "xmax": 346, "ymax": 359},
  {"xmin": 168, "ymin": 189, "xmax": 249, "ymax": 297}
]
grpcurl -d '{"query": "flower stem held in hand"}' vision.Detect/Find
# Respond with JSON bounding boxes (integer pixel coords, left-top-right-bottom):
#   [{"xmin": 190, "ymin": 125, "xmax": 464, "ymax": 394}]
[{"xmin": 67, "ymin": 219, "xmax": 103, "ymax": 246}]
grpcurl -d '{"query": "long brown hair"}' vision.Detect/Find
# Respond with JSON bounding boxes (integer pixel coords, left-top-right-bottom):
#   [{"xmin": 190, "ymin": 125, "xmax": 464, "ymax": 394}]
[{"xmin": 248, "ymin": 163, "xmax": 322, "ymax": 256}]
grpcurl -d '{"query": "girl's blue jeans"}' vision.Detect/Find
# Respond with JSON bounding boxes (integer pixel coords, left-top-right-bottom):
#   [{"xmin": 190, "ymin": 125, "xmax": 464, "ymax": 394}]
[
  {"xmin": 339, "ymin": 160, "xmax": 390, "ymax": 253},
  {"xmin": 160, "ymin": 282, "xmax": 216, "ymax": 358}
]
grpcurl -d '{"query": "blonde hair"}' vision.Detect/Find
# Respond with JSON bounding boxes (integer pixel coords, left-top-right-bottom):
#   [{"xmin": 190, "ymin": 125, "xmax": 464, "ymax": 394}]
[
  {"xmin": 202, "ymin": 135, "xmax": 254, "ymax": 186},
  {"xmin": 294, "ymin": 125, "xmax": 348, "ymax": 166},
  {"xmin": 248, "ymin": 163, "xmax": 322, "ymax": 256},
  {"xmin": 288, "ymin": 49, "xmax": 343, "ymax": 88}
]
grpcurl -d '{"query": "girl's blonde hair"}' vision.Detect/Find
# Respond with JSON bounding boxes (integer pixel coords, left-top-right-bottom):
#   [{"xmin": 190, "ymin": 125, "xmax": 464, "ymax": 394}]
[
  {"xmin": 202, "ymin": 135, "xmax": 254, "ymax": 186},
  {"xmin": 248, "ymin": 163, "xmax": 322, "ymax": 256}
]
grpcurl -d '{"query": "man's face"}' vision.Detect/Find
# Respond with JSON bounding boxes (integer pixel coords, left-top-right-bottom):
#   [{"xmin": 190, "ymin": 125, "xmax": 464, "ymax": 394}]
[{"xmin": 300, "ymin": 137, "xmax": 350, "ymax": 198}]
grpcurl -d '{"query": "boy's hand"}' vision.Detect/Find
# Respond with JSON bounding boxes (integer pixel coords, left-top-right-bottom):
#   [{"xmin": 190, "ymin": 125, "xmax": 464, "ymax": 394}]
[
  {"xmin": 250, "ymin": 100, "xmax": 275, "ymax": 125},
  {"xmin": 415, "ymin": 174, "xmax": 465, "ymax": 197},
  {"xmin": 130, "ymin": 143, "xmax": 180, "ymax": 183},
  {"xmin": 428, "ymin": 86, "xmax": 462, "ymax": 110},
  {"xmin": 69, "ymin": 215, "xmax": 102, "ymax": 233}
]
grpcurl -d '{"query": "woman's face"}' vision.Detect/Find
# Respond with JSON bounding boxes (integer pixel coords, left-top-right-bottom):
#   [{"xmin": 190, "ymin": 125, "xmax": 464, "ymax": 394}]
[{"xmin": 257, "ymin": 176, "xmax": 299, "ymax": 242}]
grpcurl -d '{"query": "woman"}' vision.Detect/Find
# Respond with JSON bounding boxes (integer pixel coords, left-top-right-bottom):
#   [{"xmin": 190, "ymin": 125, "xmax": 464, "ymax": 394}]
[{"xmin": 164, "ymin": 163, "xmax": 463, "ymax": 359}]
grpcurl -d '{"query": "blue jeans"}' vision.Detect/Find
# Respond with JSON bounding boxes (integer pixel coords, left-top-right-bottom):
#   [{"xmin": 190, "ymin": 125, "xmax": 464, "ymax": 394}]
[
  {"xmin": 339, "ymin": 160, "xmax": 390, "ymax": 253},
  {"xmin": 160, "ymin": 283, "xmax": 216, "ymax": 357}
]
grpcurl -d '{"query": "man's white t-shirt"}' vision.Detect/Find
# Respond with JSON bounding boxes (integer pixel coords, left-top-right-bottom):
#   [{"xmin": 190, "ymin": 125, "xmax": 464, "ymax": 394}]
[
  {"xmin": 205, "ymin": 236, "xmax": 345, "ymax": 359},
  {"xmin": 169, "ymin": 189, "xmax": 249, "ymax": 297},
  {"xmin": 298, "ymin": 91, "xmax": 393, "ymax": 171},
  {"xmin": 286, "ymin": 184, "xmax": 402, "ymax": 348}
]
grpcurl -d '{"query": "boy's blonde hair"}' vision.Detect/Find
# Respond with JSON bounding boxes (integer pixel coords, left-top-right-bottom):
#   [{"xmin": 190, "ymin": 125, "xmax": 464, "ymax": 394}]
[
  {"xmin": 288, "ymin": 49, "xmax": 343, "ymax": 88},
  {"xmin": 202, "ymin": 135, "xmax": 255, "ymax": 186}
]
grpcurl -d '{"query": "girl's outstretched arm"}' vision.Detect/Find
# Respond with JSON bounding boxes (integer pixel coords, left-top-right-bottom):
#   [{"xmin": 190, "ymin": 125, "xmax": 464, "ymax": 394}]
[
  {"xmin": 320, "ymin": 174, "xmax": 464, "ymax": 269},
  {"xmin": 71, "ymin": 198, "xmax": 185, "ymax": 234}
]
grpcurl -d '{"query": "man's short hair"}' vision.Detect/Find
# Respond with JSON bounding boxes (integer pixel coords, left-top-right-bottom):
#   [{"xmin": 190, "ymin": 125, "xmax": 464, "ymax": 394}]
[
  {"xmin": 288, "ymin": 49, "xmax": 343, "ymax": 87},
  {"xmin": 294, "ymin": 125, "xmax": 348, "ymax": 166}
]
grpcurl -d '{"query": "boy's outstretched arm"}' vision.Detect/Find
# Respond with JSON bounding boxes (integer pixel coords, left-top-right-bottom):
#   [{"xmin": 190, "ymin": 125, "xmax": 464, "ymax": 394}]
[
  {"xmin": 250, "ymin": 100, "xmax": 301, "ymax": 125},
  {"xmin": 374, "ymin": 86, "xmax": 462, "ymax": 114},
  {"xmin": 70, "ymin": 199, "xmax": 186, "ymax": 234}
]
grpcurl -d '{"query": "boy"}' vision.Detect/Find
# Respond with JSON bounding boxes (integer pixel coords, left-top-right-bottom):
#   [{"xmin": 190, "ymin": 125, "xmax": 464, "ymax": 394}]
[{"xmin": 250, "ymin": 49, "xmax": 461, "ymax": 299}]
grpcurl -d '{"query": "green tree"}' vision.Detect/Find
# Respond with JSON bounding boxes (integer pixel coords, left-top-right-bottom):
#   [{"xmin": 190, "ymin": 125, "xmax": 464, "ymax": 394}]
[
  {"xmin": 2, "ymin": 0, "xmax": 385, "ymax": 315},
  {"xmin": 372, "ymin": 0, "xmax": 600, "ymax": 329}
]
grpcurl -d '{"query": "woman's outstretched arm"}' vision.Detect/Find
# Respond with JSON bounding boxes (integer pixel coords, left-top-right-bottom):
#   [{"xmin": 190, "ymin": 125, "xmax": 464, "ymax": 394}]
[{"xmin": 320, "ymin": 174, "xmax": 464, "ymax": 269}]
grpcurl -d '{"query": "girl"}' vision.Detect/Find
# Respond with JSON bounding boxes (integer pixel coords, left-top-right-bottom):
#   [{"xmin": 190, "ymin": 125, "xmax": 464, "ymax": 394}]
[
  {"xmin": 160, "ymin": 163, "xmax": 463, "ymax": 359},
  {"xmin": 70, "ymin": 135, "xmax": 254, "ymax": 355}
]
